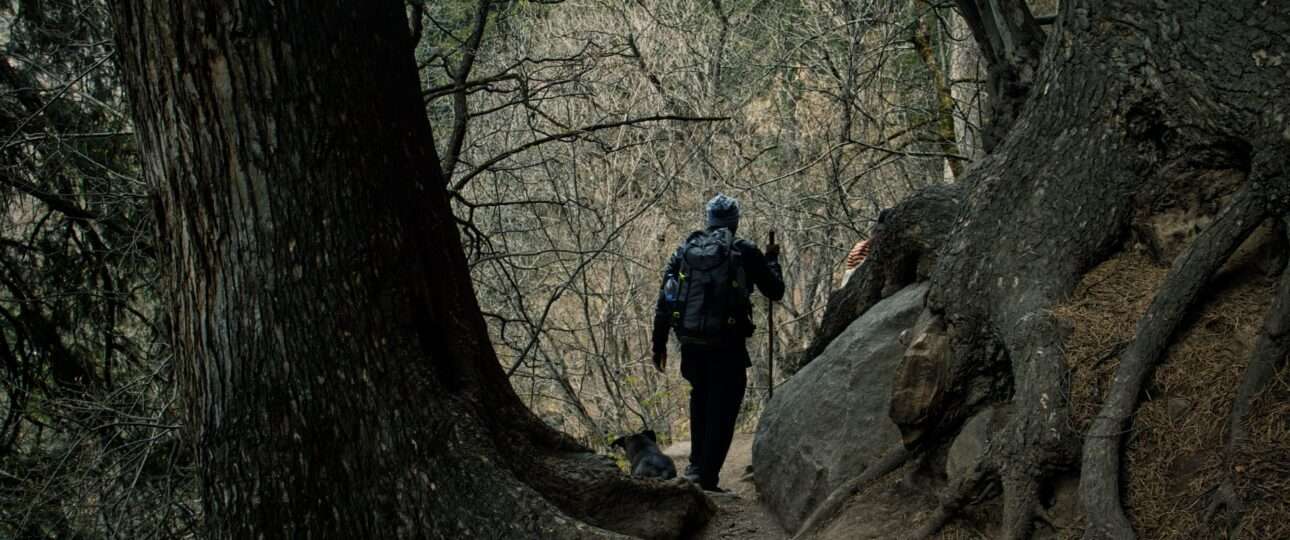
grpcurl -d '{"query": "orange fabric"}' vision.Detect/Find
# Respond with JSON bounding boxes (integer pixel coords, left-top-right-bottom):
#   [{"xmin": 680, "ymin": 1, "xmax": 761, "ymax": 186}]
[{"xmin": 845, "ymin": 239, "xmax": 871, "ymax": 269}]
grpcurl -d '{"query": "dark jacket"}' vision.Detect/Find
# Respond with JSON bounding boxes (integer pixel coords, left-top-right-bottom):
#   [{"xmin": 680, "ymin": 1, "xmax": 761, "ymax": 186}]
[{"xmin": 652, "ymin": 227, "xmax": 785, "ymax": 357}]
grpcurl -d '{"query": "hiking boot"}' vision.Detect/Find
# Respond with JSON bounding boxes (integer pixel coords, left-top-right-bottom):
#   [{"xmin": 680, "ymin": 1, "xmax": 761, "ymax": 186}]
[
  {"xmin": 701, "ymin": 485, "xmax": 737, "ymax": 497},
  {"xmin": 682, "ymin": 464, "xmax": 701, "ymax": 483}
]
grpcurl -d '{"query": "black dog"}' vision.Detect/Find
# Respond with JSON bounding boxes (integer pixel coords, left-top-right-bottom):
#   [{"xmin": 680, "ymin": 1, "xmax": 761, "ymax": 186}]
[{"xmin": 610, "ymin": 430, "xmax": 677, "ymax": 480}]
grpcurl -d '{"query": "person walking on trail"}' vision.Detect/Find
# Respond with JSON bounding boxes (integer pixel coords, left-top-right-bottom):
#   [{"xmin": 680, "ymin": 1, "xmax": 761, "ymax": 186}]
[{"xmin": 651, "ymin": 193, "xmax": 785, "ymax": 493}]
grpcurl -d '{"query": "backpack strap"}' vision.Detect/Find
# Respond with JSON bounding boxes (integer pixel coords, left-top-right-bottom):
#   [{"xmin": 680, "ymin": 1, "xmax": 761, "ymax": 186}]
[
  {"xmin": 673, "ymin": 231, "xmax": 704, "ymax": 335},
  {"xmin": 723, "ymin": 235, "xmax": 750, "ymax": 332}
]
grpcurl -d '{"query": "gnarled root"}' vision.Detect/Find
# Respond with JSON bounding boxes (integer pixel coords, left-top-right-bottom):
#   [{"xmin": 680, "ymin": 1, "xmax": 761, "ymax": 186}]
[
  {"xmin": 911, "ymin": 428, "xmax": 1073, "ymax": 540},
  {"xmin": 527, "ymin": 450, "xmax": 715, "ymax": 540},
  {"xmin": 1205, "ymin": 216, "xmax": 1290, "ymax": 534},
  {"xmin": 1000, "ymin": 471, "xmax": 1042, "ymax": 540},
  {"xmin": 1080, "ymin": 188, "xmax": 1266, "ymax": 540},
  {"xmin": 792, "ymin": 447, "xmax": 912, "ymax": 539},
  {"xmin": 911, "ymin": 458, "xmax": 998, "ymax": 539},
  {"xmin": 1203, "ymin": 481, "xmax": 1243, "ymax": 538}
]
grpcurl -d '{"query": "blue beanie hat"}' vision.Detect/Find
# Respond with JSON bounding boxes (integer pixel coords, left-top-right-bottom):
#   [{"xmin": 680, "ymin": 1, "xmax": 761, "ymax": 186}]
[{"xmin": 706, "ymin": 193, "xmax": 740, "ymax": 229}]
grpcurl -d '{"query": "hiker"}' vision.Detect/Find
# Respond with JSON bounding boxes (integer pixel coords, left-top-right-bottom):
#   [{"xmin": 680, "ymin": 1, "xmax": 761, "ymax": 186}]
[{"xmin": 651, "ymin": 193, "xmax": 784, "ymax": 493}]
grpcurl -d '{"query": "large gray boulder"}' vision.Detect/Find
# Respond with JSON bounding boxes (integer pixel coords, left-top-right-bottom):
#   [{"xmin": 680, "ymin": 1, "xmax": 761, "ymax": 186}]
[{"xmin": 752, "ymin": 283, "xmax": 927, "ymax": 533}]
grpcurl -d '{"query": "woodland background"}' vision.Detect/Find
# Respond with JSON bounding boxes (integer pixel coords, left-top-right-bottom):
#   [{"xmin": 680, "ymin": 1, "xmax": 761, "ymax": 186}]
[{"xmin": 21, "ymin": 0, "xmax": 1271, "ymax": 538}]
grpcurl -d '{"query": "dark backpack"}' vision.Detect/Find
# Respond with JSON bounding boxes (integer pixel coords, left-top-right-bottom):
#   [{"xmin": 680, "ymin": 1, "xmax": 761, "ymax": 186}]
[{"xmin": 666, "ymin": 228, "xmax": 750, "ymax": 345}]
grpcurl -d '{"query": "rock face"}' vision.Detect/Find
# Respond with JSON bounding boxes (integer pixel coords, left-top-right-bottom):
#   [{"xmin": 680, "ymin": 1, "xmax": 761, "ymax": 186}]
[
  {"xmin": 752, "ymin": 283, "xmax": 927, "ymax": 533},
  {"xmin": 888, "ymin": 310, "xmax": 951, "ymax": 447}
]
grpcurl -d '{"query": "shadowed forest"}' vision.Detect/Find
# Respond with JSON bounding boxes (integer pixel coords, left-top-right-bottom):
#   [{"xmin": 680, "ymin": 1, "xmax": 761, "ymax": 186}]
[{"xmin": 1, "ymin": 0, "xmax": 1287, "ymax": 538}]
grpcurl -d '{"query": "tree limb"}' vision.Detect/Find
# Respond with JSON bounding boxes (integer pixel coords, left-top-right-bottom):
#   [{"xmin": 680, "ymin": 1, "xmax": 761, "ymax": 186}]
[
  {"xmin": 450, "ymin": 114, "xmax": 728, "ymax": 193},
  {"xmin": 0, "ymin": 52, "xmax": 116, "ymax": 151},
  {"xmin": 441, "ymin": 0, "xmax": 493, "ymax": 182},
  {"xmin": 952, "ymin": 0, "xmax": 1044, "ymax": 152},
  {"xmin": 913, "ymin": 0, "xmax": 964, "ymax": 179}
]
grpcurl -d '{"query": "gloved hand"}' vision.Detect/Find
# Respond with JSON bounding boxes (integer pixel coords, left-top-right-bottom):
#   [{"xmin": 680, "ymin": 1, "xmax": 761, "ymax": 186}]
[
  {"xmin": 652, "ymin": 349, "xmax": 667, "ymax": 372},
  {"xmin": 764, "ymin": 242, "xmax": 780, "ymax": 260}
]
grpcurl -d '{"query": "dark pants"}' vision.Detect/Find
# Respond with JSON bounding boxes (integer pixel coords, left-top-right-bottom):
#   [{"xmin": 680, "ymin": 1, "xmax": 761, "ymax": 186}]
[{"xmin": 680, "ymin": 344, "xmax": 748, "ymax": 489}]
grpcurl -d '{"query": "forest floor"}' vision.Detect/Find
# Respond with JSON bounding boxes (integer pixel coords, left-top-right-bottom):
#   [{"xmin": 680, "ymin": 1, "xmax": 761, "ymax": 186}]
[{"xmin": 665, "ymin": 432, "xmax": 788, "ymax": 540}]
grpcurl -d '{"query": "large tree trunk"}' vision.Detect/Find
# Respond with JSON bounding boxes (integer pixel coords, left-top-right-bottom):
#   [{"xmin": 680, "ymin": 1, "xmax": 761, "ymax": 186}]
[
  {"xmin": 108, "ymin": 1, "xmax": 711, "ymax": 537},
  {"xmin": 928, "ymin": 1, "xmax": 1289, "ymax": 537},
  {"xmin": 801, "ymin": 0, "xmax": 1289, "ymax": 538}
]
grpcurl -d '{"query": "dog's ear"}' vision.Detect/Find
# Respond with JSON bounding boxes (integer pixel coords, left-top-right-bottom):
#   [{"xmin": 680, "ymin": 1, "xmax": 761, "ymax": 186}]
[
  {"xmin": 643, "ymin": 430, "xmax": 657, "ymax": 442},
  {"xmin": 610, "ymin": 436, "xmax": 625, "ymax": 450}
]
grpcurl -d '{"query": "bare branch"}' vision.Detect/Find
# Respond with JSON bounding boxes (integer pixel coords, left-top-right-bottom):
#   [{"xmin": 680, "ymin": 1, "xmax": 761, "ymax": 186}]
[{"xmin": 451, "ymin": 114, "xmax": 728, "ymax": 193}]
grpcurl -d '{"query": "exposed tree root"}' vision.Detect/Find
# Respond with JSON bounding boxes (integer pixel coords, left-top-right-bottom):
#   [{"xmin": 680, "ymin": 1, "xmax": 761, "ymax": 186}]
[
  {"xmin": 912, "ymin": 458, "xmax": 997, "ymax": 539},
  {"xmin": 994, "ymin": 308, "xmax": 1082, "ymax": 539},
  {"xmin": 1203, "ymin": 481, "xmax": 1243, "ymax": 539},
  {"xmin": 1205, "ymin": 217, "xmax": 1290, "ymax": 534},
  {"xmin": 1000, "ymin": 471, "xmax": 1041, "ymax": 540},
  {"xmin": 528, "ymin": 450, "xmax": 714, "ymax": 540},
  {"xmin": 910, "ymin": 411, "xmax": 1074, "ymax": 540},
  {"xmin": 791, "ymin": 447, "xmax": 912, "ymax": 539},
  {"xmin": 1080, "ymin": 188, "xmax": 1266, "ymax": 540}
]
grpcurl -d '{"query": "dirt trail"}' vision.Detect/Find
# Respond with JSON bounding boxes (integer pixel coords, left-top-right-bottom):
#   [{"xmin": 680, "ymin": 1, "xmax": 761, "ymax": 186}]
[{"xmin": 665, "ymin": 432, "xmax": 788, "ymax": 540}]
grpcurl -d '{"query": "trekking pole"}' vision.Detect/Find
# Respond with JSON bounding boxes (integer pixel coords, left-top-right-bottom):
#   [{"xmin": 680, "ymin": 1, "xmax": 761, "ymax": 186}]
[{"xmin": 767, "ymin": 229, "xmax": 776, "ymax": 401}]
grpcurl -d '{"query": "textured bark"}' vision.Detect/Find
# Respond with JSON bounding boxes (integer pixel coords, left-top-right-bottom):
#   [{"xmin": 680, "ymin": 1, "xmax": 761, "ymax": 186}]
[
  {"xmin": 948, "ymin": 10, "xmax": 985, "ymax": 165},
  {"xmin": 855, "ymin": 0, "xmax": 1290, "ymax": 538},
  {"xmin": 953, "ymin": 0, "xmax": 1046, "ymax": 152},
  {"xmin": 1226, "ymin": 219, "xmax": 1290, "ymax": 451},
  {"xmin": 108, "ymin": 1, "xmax": 711, "ymax": 537}
]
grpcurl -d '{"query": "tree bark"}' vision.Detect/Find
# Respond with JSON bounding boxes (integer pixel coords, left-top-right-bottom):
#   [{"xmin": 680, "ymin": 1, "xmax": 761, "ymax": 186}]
[
  {"xmin": 1225, "ymin": 218, "xmax": 1290, "ymax": 452},
  {"xmin": 108, "ymin": 1, "xmax": 711, "ymax": 537},
  {"xmin": 797, "ymin": 0, "xmax": 1290, "ymax": 537},
  {"xmin": 953, "ymin": 0, "xmax": 1045, "ymax": 153},
  {"xmin": 948, "ymin": 9, "xmax": 985, "ymax": 165}
]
